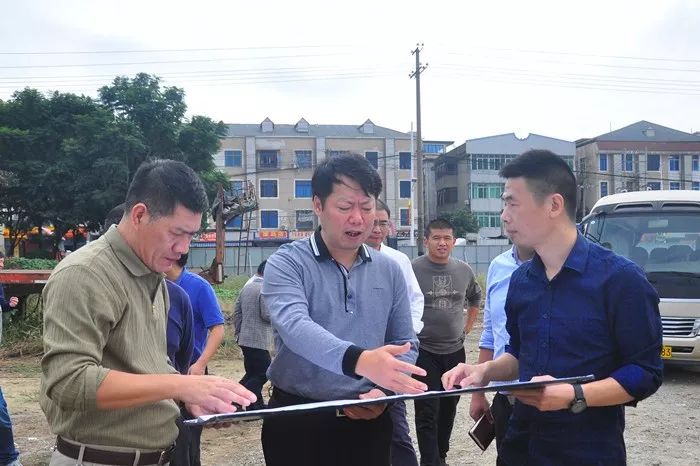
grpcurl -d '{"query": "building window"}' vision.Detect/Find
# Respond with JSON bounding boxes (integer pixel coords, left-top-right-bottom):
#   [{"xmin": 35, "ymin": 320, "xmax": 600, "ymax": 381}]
[
  {"xmin": 295, "ymin": 180, "xmax": 312, "ymax": 198},
  {"xmin": 693, "ymin": 181, "xmax": 700, "ymax": 191},
  {"xmin": 328, "ymin": 150, "xmax": 350, "ymax": 158},
  {"xmin": 599, "ymin": 154, "xmax": 608, "ymax": 171},
  {"xmin": 399, "ymin": 180, "xmax": 411, "ymax": 198},
  {"xmin": 365, "ymin": 151, "xmax": 378, "ymax": 169},
  {"xmin": 622, "ymin": 154, "xmax": 634, "ymax": 172},
  {"xmin": 693, "ymin": 155, "xmax": 699, "ymax": 172},
  {"xmin": 296, "ymin": 210, "xmax": 315, "ymax": 230},
  {"xmin": 260, "ymin": 210, "xmax": 278, "ymax": 229},
  {"xmin": 670, "ymin": 181, "xmax": 681, "ymax": 190},
  {"xmin": 669, "ymin": 155, "xmax": 680, "ymax": 172},
  {"xmin": 436, "ymin": 161, "xmax": 458, "ymax": 179},
  {"xmin": 259, "ymin": 179, "xmax": 278, "ymax": 198},
  {"xmin": 399, "ymin": 152, "xmax": 412, "ymax": 170},
  {"xmin": 600, "ymin": 181, "xmax": 608, "ymax": 198},
  {"xmin": 562, "ymin": 155, "xmax": 575, "ymax": 170},
  {"xmin": 224, "ymin": 150, "xmax": 242, "ymax": 167},
  {"xmin": 474, "ymin": 212, "xmax": 501, "ymax": 228},
  {"xmin": 647, "ymin": 181, "xmax": 661, "ymax": 191},
  {"xmin": 423, "ymin": 143, "xmax": 446, "ymax": 154},
  {"xmin": 399, "ymin": 208, "xmax": 410, "ymax": 226},
  {"xmin": 437, "ymin": 187, "xmax": 458, "ymax": 206},
  {"xmin": 470, "ymin": 183, "xmax": 503, "ymax": 199},
  {"xmin": 295, "ymin": 150, "xmax": 312, "ymax": 169},
  {"xmin": 647, "ymin": 154, "xmax": 660, "ymax": 171},
  {"xmin": 226, "ymin": 215, "xmax": 243, "ymax": 229},
  {"xmin": 258, "ymin": 150, "xmax": 279, "ymax": 169},
  {"xmin": 229, "ymin": 180, "xmax": 244, "ymax": 195},
  {"xmin": 471, "ymin": 154, "xmax": 515, "ymax": 171}
]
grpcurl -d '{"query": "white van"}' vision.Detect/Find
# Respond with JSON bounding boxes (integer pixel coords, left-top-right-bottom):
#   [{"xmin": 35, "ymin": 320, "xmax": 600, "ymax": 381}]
[{"xmin": 581, "ymin": 190, "xmax": 700, "ymax": 366}]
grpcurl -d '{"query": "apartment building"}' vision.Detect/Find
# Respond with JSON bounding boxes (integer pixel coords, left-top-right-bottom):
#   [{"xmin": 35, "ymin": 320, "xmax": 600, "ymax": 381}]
[
  {"xmin": 576, "ymin": 121, "xmax": 700, "ymax": 216},
  {"xmin": 432, "ymin": 133, "xmax": 575, "ymax": 237},
  {"xmin": 213, "ymin": 118, "xmax": 421, "ymax": 243}
]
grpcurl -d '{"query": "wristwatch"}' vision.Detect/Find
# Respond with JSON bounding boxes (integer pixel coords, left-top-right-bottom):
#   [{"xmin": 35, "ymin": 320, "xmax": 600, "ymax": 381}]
[{"xmin": 569, "ymin": 383, "xmax": 587, "ymax": 414}]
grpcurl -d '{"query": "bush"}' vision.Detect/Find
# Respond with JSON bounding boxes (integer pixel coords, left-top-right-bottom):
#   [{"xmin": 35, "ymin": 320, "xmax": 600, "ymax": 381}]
[
  {"xmin": 0, "ymin": 294, "xmax": 44, "ymax": 357},
  {"xmin": 4, "ymin": 257, "xmax": 58, "ymax": 270}
]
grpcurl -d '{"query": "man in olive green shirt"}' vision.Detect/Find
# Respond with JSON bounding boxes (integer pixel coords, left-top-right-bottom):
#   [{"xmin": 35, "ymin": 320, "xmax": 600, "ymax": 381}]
[{"xmin": 41, "ymin": 160, "xmax": 256, "ymax": 466}]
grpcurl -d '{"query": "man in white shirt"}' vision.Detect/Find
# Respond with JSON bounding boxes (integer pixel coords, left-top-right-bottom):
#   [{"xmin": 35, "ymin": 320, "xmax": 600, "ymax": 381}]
[{"xmin": 366, "ymin": 199, "xmax": 424, "ymax": 466}]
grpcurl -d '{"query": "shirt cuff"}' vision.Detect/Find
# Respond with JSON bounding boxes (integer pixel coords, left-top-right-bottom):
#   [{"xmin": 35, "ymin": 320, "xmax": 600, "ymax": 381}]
[
  {"xmin": 342, "ymin": 345, "xmax": 365, "ymax": 379},
  {"xmin": 610, "ymin": 363, "xmax": 661, "ymax": 404}
]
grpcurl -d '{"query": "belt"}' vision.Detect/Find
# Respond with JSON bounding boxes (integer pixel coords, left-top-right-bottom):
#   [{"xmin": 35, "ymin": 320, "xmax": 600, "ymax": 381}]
[{"xmin": 56, "ymin": 437, "xmax": 175, "ymax": 466}]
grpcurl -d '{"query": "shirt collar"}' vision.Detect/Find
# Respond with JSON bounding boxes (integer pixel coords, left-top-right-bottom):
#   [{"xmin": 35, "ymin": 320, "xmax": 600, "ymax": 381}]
[
  {"xmin": 104, "ymin": 225, "xmax": 157, "ymax": 278},
  {"xmin": 309, "ymin": 227, "xmax": 372, "ymax": 263},
  {"xmin": 529, "ymin": 232, "xmax": 589, "ymax": 279}
]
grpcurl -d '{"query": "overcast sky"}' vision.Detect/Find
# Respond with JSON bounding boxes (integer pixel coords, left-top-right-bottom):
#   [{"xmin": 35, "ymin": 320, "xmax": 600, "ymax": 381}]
[{"xmin": 1, "ymin": 0, "xmax": 699, "ymax": 145}]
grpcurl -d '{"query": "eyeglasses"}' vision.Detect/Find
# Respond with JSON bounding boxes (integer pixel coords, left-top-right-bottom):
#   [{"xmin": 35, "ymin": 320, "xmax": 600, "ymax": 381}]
[{"xmin": 373, "ymin": 220, "xmax": 390, "ymax": 228}]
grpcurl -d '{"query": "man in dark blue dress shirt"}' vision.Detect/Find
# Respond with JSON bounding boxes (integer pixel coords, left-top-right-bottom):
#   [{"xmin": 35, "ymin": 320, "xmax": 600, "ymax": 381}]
[{"xmin": 443, "ymin": 150, "xmax": 663, "ymax": 465}]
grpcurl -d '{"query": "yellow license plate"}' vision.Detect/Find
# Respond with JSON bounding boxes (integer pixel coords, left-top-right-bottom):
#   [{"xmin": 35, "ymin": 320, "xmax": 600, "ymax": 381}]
[{"xmin": 661, "ymin": 345, "xmax": 673, "ymax": 359}]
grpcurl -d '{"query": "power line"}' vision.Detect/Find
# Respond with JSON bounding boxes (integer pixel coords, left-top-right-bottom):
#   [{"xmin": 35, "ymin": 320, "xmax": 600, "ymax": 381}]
[{"xmin": 0, "ymin": 45, "xmax": 348, "ymax": 56}]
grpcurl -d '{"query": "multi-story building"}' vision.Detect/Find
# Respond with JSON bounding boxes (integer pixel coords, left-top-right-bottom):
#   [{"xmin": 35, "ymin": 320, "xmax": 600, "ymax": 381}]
[
  {"xmin": 213, "ymin": 118, "xmax": 423, "ymax": 243},
  {"xmin": 432, "ymin": 133, "xmax": 575, "ymax": 237},
  {"xmin": 576, "ymin": 121, "xmax": 700, "ymax": 216}
]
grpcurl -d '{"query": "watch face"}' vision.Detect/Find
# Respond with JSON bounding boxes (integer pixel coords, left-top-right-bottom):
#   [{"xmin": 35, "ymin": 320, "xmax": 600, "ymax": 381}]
[{"xmin": 571, "ymin": 400, "xmax": 586, "ymax": 414}]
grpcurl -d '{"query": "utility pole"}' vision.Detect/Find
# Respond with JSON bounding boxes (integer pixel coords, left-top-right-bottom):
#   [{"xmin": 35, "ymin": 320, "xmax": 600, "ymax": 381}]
[{"xmin": 410, "ymin": 43, "xmax": 427, "ymax": 255}]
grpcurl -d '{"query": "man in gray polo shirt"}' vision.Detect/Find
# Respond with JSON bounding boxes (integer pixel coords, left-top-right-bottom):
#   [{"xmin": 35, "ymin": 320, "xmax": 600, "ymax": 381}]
[{"xmin": 261, "ymin": 154, "xmax": 427, "ymax": 466}]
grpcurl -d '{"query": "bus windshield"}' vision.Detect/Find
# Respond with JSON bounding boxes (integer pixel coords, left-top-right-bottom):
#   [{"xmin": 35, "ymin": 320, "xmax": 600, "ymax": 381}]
[{"xmin": 584, "ymin": 211, "xmax": 700, "ymax": 299}]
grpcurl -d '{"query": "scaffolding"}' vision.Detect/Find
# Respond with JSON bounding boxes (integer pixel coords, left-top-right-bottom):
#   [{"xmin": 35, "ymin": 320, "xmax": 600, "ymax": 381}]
[{"xmin": 202, "ymin": 182, "xmax": 258, "ymax": 283}]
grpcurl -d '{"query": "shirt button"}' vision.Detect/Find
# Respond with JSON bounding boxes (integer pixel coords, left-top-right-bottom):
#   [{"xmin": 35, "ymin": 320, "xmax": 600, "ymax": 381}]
[
  {"xmin": 347, "ymin": 294, "xmax": 353, "ymax": 299},
  {"xmin": 542, "ymin": 313, "xmax": 549, "ymax": 319}
]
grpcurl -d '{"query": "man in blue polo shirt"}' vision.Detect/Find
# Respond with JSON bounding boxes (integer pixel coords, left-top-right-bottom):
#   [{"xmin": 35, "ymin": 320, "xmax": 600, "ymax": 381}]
[
  {"xmin": 166, "ymin": 252, "xmax": 224, "ymax": 466},
  {"xmin": 261, "ymin": 153, "xmax": 428, "ymax": 466},
  {"xmin": 443, "ymin": 150, "xmax": 663, "ymax": 465}
]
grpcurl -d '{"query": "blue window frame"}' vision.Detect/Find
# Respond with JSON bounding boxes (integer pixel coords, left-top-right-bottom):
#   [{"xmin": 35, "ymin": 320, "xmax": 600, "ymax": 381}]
[
  {"xmin": 400, "ymin": 208, "xmax": 410, "ymax": 226},
  {"xmin": 647, "ymin": 154, "xmax": 660, "ymax": 171},
  {"xmin": 623, "ymin": 154, "xmax": 634, "ymax": 172},
  {"xmin": 693, "ymin": 181, "xmax": 700, "ymax": 191},
  {"xmin": 693, "ymin": 155, "xmax": 699, "ymax": 172},
  {"xmin": 599, "ymin": 154, "xmax": 608, "ymax": 171},
  {"xmin": 229, "ymin": 180, "xmax": 244, "ymax": 195},
  {"xmin": 226, "ymin": 216, "xmax": 243, "ymax": 229},
  {"xmin": 647, "ymin": 181, "xmax": 661, "ymax": 190},
  {"xmin": 600, "ymin": 181, "xmax": 608, "ymax": 197},
  {"xmin": 295, "ymin": 180, "xmax": 312, "ymax": 198},
  {"xmin": 259, "ymin": 180, "xmax": 278, "ymax": 198},
  {"xmin": 366, "ymin": 152, "xmax": 378, "ymax": 169},
  {"xmin": 670, "ymin": 181, "xmax": 681, "ymax": 190},
  {"xmin": 669, "ymin": 155, "xmax": 680, "ymax": 172},
  {"xmin": 399, "ymin": 180, "xmax": 411, "ymax": 198},
  {"xmin": 258, "ymin": 150, "xmax": 279, "ymax": 168},
  {"xmin": 295, "ymin": 150, "xmax": 312, "ymax": 169},
  {"xmin": 224, "ymin": 150, "xmax": 242, "ymax": 167},
  {"xmin": 260, "ymin": 210, "xmax": 278, "ymax": 229},
  {"xmin": 399, "ymin": 152, "xmax": 412, "ymax": 170}
]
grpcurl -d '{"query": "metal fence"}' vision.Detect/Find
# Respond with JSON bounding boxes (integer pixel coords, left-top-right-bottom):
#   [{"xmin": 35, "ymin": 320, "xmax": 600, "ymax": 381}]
[{"xmin": 187, "ymin": 244, "xmax": 511, "ymax": 278}]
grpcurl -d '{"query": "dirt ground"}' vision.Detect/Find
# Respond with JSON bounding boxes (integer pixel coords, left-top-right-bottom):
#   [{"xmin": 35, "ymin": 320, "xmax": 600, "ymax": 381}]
[{"xmin": 2, "ymin": 326, "xmax": 699, "ymax": 466}]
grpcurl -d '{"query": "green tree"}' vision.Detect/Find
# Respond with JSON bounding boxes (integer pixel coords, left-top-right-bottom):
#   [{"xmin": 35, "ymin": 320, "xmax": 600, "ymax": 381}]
[
  {"xmin": 447, "ymin": 207, "xmax": 480, "ymax": 238},
  {"xmin": 99, "ymin": 73, "xmax": 227, "ymax": 208}
]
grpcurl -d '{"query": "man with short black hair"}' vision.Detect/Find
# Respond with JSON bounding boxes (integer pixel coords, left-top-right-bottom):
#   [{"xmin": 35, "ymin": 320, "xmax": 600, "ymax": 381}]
[
  {"xmin": 443, "ymin": 149, "xmax": 663, "ymax": 464},
  {"xmin": 41, "ymin": 159, "xmax": 256, "ymax": 466},
  {"xmin": 261, "ymin": 153, "xmax": 427, "ymax": 466},
  {"xmin": 412, "ymin": 218, "xmax": 482, "ymax": 466}
]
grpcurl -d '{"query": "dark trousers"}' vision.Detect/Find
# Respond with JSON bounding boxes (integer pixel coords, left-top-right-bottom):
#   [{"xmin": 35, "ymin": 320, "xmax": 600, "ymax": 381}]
[
  {"xmin": 171, "ymin": 407, "xmax": 200, "ymax": 466},
  {"xmin": 239, "ymin": 346, "xmax": 271, "ymax": 408},
  {"xmin": 262, "ymin": 387, "xmax": 393, "ymax": 466},
  {"xmin": 413, "ymin": 347, "xmax": 466, "ymax": 466},
  {"xmin": 0, "ymin": 387, "xmax": 20, "ymax": 465},
  {"xmin": 389, "ymin": 400, "xmax": 419, "ymax": 466},
  {"xmin": 492, "ymin": 393, "xmax": 514, "ymax": 466}
]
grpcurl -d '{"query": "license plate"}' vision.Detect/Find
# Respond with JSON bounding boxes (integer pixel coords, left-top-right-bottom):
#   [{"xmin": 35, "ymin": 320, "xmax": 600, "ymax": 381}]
[{"xmin": 661, "ymin": 345, "xmax": 673, "ymax": 359}]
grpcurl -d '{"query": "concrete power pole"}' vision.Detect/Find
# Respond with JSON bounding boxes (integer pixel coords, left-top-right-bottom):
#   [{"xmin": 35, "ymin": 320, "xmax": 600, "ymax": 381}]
[{"xmin": 410, "ymin": 43, "xmax": 427, "ymax": 255}]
